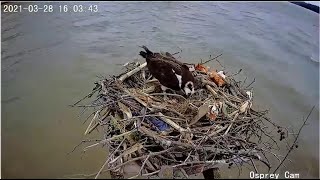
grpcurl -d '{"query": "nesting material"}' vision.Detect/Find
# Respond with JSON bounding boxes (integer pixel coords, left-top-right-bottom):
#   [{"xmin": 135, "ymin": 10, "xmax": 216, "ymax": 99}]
[{"xmin": 73, "ymin": 52, "xmax": 286, "ymax": 179}]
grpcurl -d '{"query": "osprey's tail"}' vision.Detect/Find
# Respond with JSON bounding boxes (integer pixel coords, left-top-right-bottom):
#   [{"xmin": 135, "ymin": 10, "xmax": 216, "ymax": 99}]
[
  {"xmin": 139, "ymin": 51, "xmax": 147, "ymax": 58},
  {"xmin": 139, "ymin": 46, "xmax": 154, "ymax": 63},
  {"xmin": 140, "ymin": 45, "xmax": 153, "ymax": 55}
]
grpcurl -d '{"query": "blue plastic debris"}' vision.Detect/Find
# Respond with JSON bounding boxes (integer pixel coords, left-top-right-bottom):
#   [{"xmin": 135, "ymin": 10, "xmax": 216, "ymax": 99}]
[
  {"xmin": 146, "ymin": 116, "xmax": 169, "ymax": 131},
  {"xmin": 132, "ymin": 112, "xmax": 169, "ymax": 131}
]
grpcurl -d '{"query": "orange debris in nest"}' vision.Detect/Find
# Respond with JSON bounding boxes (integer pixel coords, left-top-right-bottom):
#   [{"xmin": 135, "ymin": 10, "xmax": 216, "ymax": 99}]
[
  {"xmin": 195, "ymin": 64, "xmax": 209, "ymax": 74},
  {"xmin": 207, "ymin": 112, "xmax": 217, "ymax": 121},
  {"xmin": 207, "ymin": 104, "xmax": 219, "ymax": 121},
  {"xmin": 195, "ymin": 63, "xmax": 226, "ymax": 87},
  {"xmin": 208, "ymin": 70, "xmax": 226, "ymax": 87}
]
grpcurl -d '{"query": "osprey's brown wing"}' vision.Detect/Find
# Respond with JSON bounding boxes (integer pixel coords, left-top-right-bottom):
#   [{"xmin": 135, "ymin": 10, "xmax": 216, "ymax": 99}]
[
  {"xmin": 151, "ymin": 56, "xmax": 183, "ymax": 74},
  {"xmin": 148, "ymin": 57, "xmax": 183, "ymax": 90},
  {"xmin": 153, "ymin": 52, "xmax": 185, "ymax": 67}
]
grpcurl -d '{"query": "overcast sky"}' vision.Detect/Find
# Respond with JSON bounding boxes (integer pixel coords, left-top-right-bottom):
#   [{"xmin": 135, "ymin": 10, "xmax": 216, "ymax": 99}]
[{"xmin": 305, "ymin": 1, "xmax": 319, "ymax": 7}]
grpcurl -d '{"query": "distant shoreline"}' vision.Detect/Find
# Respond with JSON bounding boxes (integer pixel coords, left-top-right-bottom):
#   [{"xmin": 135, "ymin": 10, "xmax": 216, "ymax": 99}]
[{"xmin": 290, "ymin": 1, "xmax": 319, "ymax": 13}]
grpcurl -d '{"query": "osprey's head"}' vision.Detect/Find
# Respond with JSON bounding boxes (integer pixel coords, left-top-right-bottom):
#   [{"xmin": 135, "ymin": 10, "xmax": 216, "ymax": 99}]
[
  {"xmin": 183, "ymin": 81, "xmax": 195, "ymax": 97},
  {"xmin": 180, "ymin": 64, "xmax": 195, "ymax": 97}
]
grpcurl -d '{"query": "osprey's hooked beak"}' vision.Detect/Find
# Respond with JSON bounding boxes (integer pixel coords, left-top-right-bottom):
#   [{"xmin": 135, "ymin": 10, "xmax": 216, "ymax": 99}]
[{"xmin": 181, "ymin": 89, "xmax": 190, "ymax": 98}]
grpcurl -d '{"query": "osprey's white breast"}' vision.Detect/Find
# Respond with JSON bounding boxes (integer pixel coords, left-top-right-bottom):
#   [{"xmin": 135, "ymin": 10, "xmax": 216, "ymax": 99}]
[{"xmin": 172, "ymin": 69, "xmax": 182, "ymax": 88}]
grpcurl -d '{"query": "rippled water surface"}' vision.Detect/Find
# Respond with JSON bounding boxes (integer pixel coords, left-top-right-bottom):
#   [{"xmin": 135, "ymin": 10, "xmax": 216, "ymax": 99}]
[{"xmin": 1, "ymin": 1, "xmax": 319, "ymax": 178}]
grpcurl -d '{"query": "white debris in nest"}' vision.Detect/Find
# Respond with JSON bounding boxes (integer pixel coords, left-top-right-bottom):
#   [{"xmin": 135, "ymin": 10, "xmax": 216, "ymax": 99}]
[
  {"xmin": 246, "ymin": 91, "xmax": 253, "ymax": 100},
  {"xmin": 209, "ymin": 104, "xmax": 219, "ymax": 114},
  {"xmin": 218, "ymin": 101, "xmax": 223, "ymax": 111},
  {"xmin": 141, "ymin": 70, "xmax": 146, "ymax": 80},
  {"xmin": 207, "ymin": 104, "xmax": 219, "ymax": 121},
  {"xmin": 217, "ymin": 71, "xmax": 226, "ymax": 79},
  {"xmin": 123, "ymin": 62, "xmax": 130, "ymax": 67},
  {"xmin": 240, "ymin": 101, "xmax": 250, "ymax": 113}
]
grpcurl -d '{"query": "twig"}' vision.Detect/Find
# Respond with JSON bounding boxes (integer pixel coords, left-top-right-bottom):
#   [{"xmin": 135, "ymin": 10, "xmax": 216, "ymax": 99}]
[
  {"xmin": 250, "ymin": 158, "xmax": 258, "ymax": 173},
  {"xmin": 84, "ymin": 130, "xmax": 137, "ymax": 151},
  {"xmin": 149, "ymin": 93, "xmax": 187, "ymax": 100},
  {"xmin": 67, "ymin": 139, "xmax": 101, "ymax": 155},
  {"xmin": 70, "ymin": 88, "xmax": 100, "ymax": 107},
  {"xmin": 106, "ymin": 148, "xmax": 173, "ymax": 171},
  {"xmin": 84, "ymin": 110, "xmax": 101, "ymax": 135},
  {"xmin": 172, "ymin": 159, "xmax": 229, "ymax": 168},
  {"xmin": 224, "ymin": 112, "xmax": 239, "ymax": 135},
  {"xmin": 128, "ymin": 154, "xmax": 151, "ymax": 179},
  {"xmin": 241, "ymin": 77, "xmax": 248, "ymax": 88},
  {"xmin": 245, "ymin": 78, "xmax": 256, "ymax": 89},
  {"xmin": 205, "ymin": 85, "xmax": 218, "ymax": 97},
  {"xmin": 200, "ymin": 53, "xmax": 223, "ymax": 65},
  {"xmin": 208, "ymin": 126, "xmax": 228, "ymax": 137},
  {"xmin": 180, "ymin": 168, "xmax": 189, "ymax": 178},
  {"xmin": 103, "ymin": 114, "xmax": 185, "ymax": 125},
  {"xmin": 141, "ymin": 170, "xmax": 161, "ymax": 177},
  {"xmin": 229, "ymin": 69, "xmax": 243, "ymax": 77},
  {"xmin": 94, "ymin": 138, "xmax": 125, "ymax": 179},
  {"xmin": 272, "ymin": 105, "xmax": 315, "ymax": 174},
  {"xmin": 109, "ymin": 143, "xmax": 144, "ymax": 164},
  {"xmin": 172, "ymin": 46, "xmax": 183, "ymax": 55}
]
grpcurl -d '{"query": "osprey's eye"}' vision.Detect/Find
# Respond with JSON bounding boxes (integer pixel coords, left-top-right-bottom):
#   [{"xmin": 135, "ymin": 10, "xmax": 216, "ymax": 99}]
[{"xmin": 188, "ymin": 84, "xmax": 193, "ymax": 89}]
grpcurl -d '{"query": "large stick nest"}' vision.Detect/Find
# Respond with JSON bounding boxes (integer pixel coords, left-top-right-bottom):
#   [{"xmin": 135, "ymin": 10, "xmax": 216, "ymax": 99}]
[{"xmin": 72, "ymin": 51, "xmax": 287, "ymax": 179}]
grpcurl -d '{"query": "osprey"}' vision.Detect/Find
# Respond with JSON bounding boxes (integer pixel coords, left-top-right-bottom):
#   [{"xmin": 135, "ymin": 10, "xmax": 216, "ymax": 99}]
[{"xmin": 139, "ymin": 46, "xmax": 195, "ymax": 96}]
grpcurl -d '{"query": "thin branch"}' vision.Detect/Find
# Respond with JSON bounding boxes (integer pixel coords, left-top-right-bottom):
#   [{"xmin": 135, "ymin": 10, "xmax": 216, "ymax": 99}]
[
  {"xmin": 245, "ymin": 78, "xmax": 256, "ymax": 89},
  {"xmin": 200, "ymin": 53, "xmax": 223, "ymax": 65},
  {"xmin": 273, "ymin": 105, "xmax": 315, "ymax": 174},
  {"xmin": 70, "ymin": 88, "xmax": 100, "ymax": 107},
  {"xmin": 95, "ymin": 138, "xmax": 125, "ymax": 179},
  {"xmin": 250, "ymin": 158, "xmax": 258, "ymax": 173}
]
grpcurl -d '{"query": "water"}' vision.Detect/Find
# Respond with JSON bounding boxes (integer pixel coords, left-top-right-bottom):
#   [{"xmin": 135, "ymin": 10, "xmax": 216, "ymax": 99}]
[{"xmin": 1, "ymin": 1, "xmax": 319, "ymax": 178}]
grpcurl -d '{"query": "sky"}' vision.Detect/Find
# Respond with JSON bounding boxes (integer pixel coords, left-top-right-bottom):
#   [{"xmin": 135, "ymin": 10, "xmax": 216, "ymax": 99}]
[{"xmin": 305, "ymin": 1, "xmax": 320, "ymax": 7}]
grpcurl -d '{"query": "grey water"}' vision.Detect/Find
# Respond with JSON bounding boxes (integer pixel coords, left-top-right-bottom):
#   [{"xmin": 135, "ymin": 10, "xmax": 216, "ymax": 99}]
[{"xmin": 1, "ymin": 1, "xmax": 319, "ymax": 178}]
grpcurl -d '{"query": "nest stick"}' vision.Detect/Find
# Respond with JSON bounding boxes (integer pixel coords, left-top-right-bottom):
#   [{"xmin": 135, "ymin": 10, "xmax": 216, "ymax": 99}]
[
  {"xmin": 128, "ymin": 154, "xmax": 151, "ymax": 179},
  {"xmin": 123, "ymin": 89, "xmax": 150, "ymax": 108},
  {"xmin": 151, "ymin": 105, "xmax": 185, "ymax": 118},
  {"xmin": 172, "ymin": 159, "xmax": 228, "ymax": 168},
  {"xmin": 224, "ymin": 112, "xmax": 239, "ymax": 135},
  {"xmin": 70, "ymin": 88, "xmax": 100, "ymax": 107},
  {"xmin": 205, "ymin": 85, "xmax": 218, "ymax": 97},
  {"xmin": 99, "ymin": 130, "xmax": 137, "ymax": 145},
  {"xmin": 200, "ymin": 53, "xmax": 223, "ymax": 65},
  {"xmin": 118, "ymin": 62, "xmax": 147, "ymax": 82},
  {"xmin": 94, "ymin": 138, "xmax": 125, "ymax": 179},
  {"xmin": 141, "ymin": 170, "xmax": 161, "ymax": 177},
  {"xmin": 250, "ymin": 158, "xmax": 259, "ymax": 173},
  {"xmin": 150, "ymin": 93, "xmax": 187, "ymax": 100},
  {"xmin": 86, "ymin": 123, "xmax": 99, "ymax": 135},
  {"xmin": 145, "ymin": 78, "xmax": 158, "ymax": 83},
  {"xmin": 158, "ymin": 112, "xmax": 187, "ymax": 133},
  {"xmin": 84, "ymin": 110, "xmax": 101, "ymax": 135},
  {"xmin": 87, "ymin": 109, "xmax": 111, "ymax": 134},
  {"xmin": 208, "ymin": 126, "xmax": 228, "ymax": 137},
  {"xmin": 201, "ymin": 77, "xmax": 218, "ymax": 89},
  {"xmin": 107, "ymin": 148, "xmax": 173, "ymax": 171},
  {"xmin": 245, "ymin": 78, "xmax": 256, "ymax": 89},
  {"xmin": 109, "ymin": 143, "xmax": 144, "ymax": 164}
]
